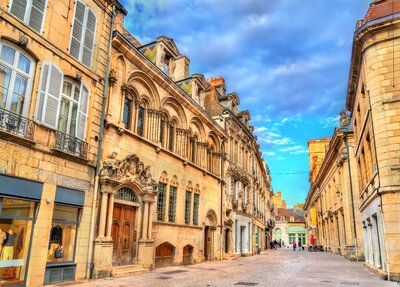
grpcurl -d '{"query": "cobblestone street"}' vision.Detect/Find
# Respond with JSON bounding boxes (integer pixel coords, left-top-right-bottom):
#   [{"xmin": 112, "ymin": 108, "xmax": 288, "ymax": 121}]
[{"xmin": 55, "ymin": 249, "xmax": 398, "ymax": 287}]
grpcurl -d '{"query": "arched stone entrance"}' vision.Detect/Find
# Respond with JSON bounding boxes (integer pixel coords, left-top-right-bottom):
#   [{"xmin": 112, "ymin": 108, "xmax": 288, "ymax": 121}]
[
  {"xmin": 204, "ymin": 209, "xmax": 217, "ymax": 261},
  {"xmin": 92, "ymin": 153, "xmax": 158, "ymax": 278}
]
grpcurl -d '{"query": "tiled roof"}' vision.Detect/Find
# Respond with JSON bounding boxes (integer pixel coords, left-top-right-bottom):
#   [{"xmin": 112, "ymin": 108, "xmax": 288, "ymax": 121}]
[
  {"xmin": 357, "ymin": 0, "xmax": 400, "ymax": 29},
  {"xmin": 275, "ymin": 208, "xmax": 306, "ymax": 223}
]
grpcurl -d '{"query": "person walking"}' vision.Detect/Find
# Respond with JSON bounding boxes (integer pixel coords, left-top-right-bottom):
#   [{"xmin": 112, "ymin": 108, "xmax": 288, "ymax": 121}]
[
  {"xmin": 298, "ymin": 241, "xmax": 302, "ymax": 251},
  {"xmin": 292, "ymin": 241, "xmax": 296, "ymax": 251}
]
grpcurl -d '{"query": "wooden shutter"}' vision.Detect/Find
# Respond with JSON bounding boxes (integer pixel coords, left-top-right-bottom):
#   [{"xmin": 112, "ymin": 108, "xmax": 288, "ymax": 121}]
[
  {"xmin": 81, "ymin": 8, "xmax": 96, "ymax": 67},
  {"xmin": 10, "ymin": 0, "xmax": 27, "ymax": 22},
  {"xmin": 28, "ymin": 0, "xmax": 47, "ymax": 33},
  {"xmin": 35, "ymin": 62, "xmax": 63, "ymax": 129},
  {"xmin": 70, "ymin": 0, "xmax": 86, "ymax": 60},
  {"xmin": 76, "ymin": 84, "xmax": 89, "ymax": 140}
]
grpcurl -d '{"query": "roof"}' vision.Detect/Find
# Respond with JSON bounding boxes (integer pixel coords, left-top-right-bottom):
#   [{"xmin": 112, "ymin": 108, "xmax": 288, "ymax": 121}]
[
  {"xmin": 357, "ymin": 0, "xmax": 400, "ymax": 29},
  {"xmin": 276, "ymin": 208, "xmax": 305, "ymax": 223}
]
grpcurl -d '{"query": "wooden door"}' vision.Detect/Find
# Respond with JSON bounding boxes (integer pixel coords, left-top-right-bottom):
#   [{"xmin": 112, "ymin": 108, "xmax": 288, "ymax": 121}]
[{"xmin": 112, "ymin": 204, "xmax": 136, "ymax": 265}]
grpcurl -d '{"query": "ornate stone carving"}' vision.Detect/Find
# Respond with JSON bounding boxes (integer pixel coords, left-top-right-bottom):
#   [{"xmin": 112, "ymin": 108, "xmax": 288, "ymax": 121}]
[
  {"xmin": 19, "ymin": 34, "xmax": 29, "ymax": 47},
  {"xmin": 227, "ymin": 164, "xmax": 249, "ymax": 185},
  {"xmin": 100, "ymin": 153, "xmax": 158, "ymax": 193},
  {"xmin": 339, "ymin": 109, "xmax": 350, "ymax": 128},
  {"xmin": 109, "ymin": 69, "xmax": 117, "ymax": 86}
]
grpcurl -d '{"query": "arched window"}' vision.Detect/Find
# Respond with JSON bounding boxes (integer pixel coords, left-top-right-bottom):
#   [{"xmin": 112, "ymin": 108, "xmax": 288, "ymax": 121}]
[
  {"xmin": 168, "ymin": 122, "xmax": 175, "ymax": 152},
  {"xmin": 122, "ymin": 96, "xmax": 132, "ymax": 129},
  {"xmin": 115, "ymin": 187, "xmax": 137, "ymax": 202},
  {"xmin": 159, "ymin": 115, "xmax": 166, "ymax": 147},
  {"xmin": 190, "ymin": 137, "xmax": 196, "ymax": 163},
  {"xmin": 137, "ymin": 105, "xmax": 145, "ymax": 136},
  {"xmin": 0, "ymin": 41, "xmax": 35, "ymax": 116}
]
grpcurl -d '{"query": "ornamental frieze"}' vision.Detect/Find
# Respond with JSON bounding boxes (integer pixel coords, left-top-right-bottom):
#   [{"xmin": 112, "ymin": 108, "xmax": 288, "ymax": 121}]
[
  {"xmin": 100, "ymin": 152, "xmax": 158, "ymax": 193},
  {"xmin": 227, "ymin": 164, "xmax": 250, "ymax": 184}
]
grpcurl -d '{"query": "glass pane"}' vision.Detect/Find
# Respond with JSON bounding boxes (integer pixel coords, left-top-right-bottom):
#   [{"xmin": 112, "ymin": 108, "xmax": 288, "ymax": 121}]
[
  {"xmin": 0, "ymin": 65, "xmax": 11, "ymax": 109},
  {"xmin": 17, "ymin": 54, "xmax": 30, "ymax": 74},
  {"xmin": 52, "ymin": 205, "xmax": 78, "ymax": 222},
  {"xmin": 62, "ymin": 82, "xmax": 72, "ymax": 98},
  {"xmin": 0, "ymin": 46, "xmax": 15, "ymax": 65},
  {"xmin": 73, "ymin": 85, "xmax": 80, "ymax": 101},
  {"xmin": 69, "ymin": 103, "xmax": 78, "ymax": 136},
  {"xmin": 57, "ymin": 98, "xmax": 69, "ymax": 133},
  {"xmin": 0, "ymin": 197, "xmax": 35, "ymax": 285},
  {"xmin": 10, "ymin": 75, "xmax": 27, "ymax": 114},
  {"xmin": 47, "ymin": 223, "xmax": 76, "ymax": 263}
]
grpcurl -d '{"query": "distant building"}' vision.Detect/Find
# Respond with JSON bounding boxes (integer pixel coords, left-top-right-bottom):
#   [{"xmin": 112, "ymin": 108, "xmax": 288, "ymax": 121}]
[
  {"xmin": 272, "ymin": 208, "xmax": 306, "ymax": 248},
  {"xmin": 308, "ymin": 138, "xmax": 330, "ymax": 184},
  {"xmin": 272, "ymin": 191, "xmax": 287, "ymax": 209}
]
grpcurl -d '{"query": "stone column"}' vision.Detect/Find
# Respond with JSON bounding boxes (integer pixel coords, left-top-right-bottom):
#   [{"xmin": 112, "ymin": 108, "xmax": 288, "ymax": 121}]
[
  {"xmin": 98, "ymin": 191, "xmax": 108, "ymax": 239},
  {"xmin": 141, "ymin": 200, "xmax": 149, "ymax": 240},
  {"xmin": 106, "ymin": 193, "xmax": 115, "ymax": 238}
]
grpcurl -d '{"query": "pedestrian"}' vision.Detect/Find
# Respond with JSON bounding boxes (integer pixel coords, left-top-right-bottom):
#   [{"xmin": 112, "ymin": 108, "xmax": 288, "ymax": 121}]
[
  {"xmin": 298, "ymin": 241, "xmax": 302, "ymax": 251},
  {"xmin": 292, "ymin": 241, "xmax": 296, "ymax": 251}
]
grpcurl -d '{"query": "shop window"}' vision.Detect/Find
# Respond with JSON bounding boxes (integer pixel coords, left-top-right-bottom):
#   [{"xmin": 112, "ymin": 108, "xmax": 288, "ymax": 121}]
[
  {"xmin": 0, "ymin": 41, "xmax": 35, "ymax": 116},
  {"xmin": 47, "ymin": 205, "xmax": 79, "ymax": 264},
  {"xmin": 0, "ymin": 197, "xmax": 37, "ymax": 286}
]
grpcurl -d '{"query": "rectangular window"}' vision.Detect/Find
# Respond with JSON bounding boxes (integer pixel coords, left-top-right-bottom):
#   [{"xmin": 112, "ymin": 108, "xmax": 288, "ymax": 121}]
[
  {"xmin": 123, "ymin": 97, "xmax": 132, "ymax": 129},
  {"xmin": 185, "ymin": 191, "xmax": 192, "ymax": 224},
  {"xmin": 193, "ymin": 193, "xmax": 199, "ymax": 225},
  {"xmin": 0, "ymin": 197, "xmax": 37, "ymax": 286},
  {"xmin": 47, "ymin": 205, "xmax": 79, "ymax": 264},
  {"xmin": 168, "ymin": 186, "xmax": 177, "ymax": 223},
  {"xmin": 137, "ymin": 106, "xmax": 145, "ymax": 136},
  {"xmin": 157, "ymin": 183, "xmax": 166, "ymax": 221},
  {"xmin": 69, "ymin": 0, "xmax": 97, "ymax": 68},
  {"xmin": 9, "ymin": 0, "xmax": 47, "ymax": 33}
]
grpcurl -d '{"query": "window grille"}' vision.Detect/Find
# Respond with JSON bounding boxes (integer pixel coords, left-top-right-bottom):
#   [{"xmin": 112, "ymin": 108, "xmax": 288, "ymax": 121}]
[
  {"xmin": 168, "ymin": 186, "xmax": 177, "ymax": 223},
  {"xmin": 193, "ymin": 193, "xmax": 199, "ymax": 225},
  {"xmin": 137, "ymin": 106, "xmax": 145, "ymax": 136},
  {"xmin": 115, "ymin": 187, "xmax": 136, "ymax": 202},
  {"xmin": 123, "ymin": 98, "xmax": 132, "ymax": 129},
  {"xmin": 185, "ymin": 191, "xmax": 192, "ymax": 224},
  {"xmin": 157, "ymin": 183, "xmax": 167, "ymax": 221}
]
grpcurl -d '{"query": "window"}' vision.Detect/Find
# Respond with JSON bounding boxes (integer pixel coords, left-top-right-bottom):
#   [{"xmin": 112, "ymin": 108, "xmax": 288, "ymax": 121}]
[
  {"xmin": 9, "ymin": 0, "xmax": 47, "ymax": 33},
  {"xmin": 69, "ymin": 0, "xmax": 97, "ymax": 68},
  {"xmin": 168, "ymin": 186, "xmax": 177, "ymax": 223},
  {"xmin": 190, "ymin": 138, "xmax": 195, "ymax": 162},
  {"xmin": 193, "ymin": 193, "xmax": 199, "ymax": 225},
  {"xmin": 243, "ymin": 185, "xmax": 247, "ymax": 204},
  {"xmin": 137, "ymin": 106, "xmax": 145, "ymax": 136},
  {"xmin": 35, "ymin": 63, "xmax": 89, "ymax": 140},
  {"xmin": 0, "ymin": 197, "xmax": 37, "ymax": 286},
  {"xmin": 185, "ymin": 191, "xmax": 192, "ymax": 224},
  {"xmin": 159, "ymin": 117, "xmax": 165, "ymax": 146},
  {"xmin": 233, "ymin": 181, "xmax": 238, "ymax": 201},
  {"xmin": 290, "ymin": 216, "xmax": 294, "ymax": 222},
  {"xmin": 123, "ymin": 97, "xmax": 132, "ymax": 129},
  {"xmin": 168, "ymin": 124, "xmax": 174, "ymax": 152},
  {"xmin": 0, "ymin": 42, "xmax": 35, "ymax": 116},
  {"xmin": 157, "ymin": 183, "xmax": 166, "ymax": 221}
]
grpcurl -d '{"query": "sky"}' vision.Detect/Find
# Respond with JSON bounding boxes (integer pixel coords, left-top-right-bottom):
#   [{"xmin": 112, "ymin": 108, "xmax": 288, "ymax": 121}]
[{"xmin": 120, "ymin": 0, "xmax": 373, "ymax": 207}]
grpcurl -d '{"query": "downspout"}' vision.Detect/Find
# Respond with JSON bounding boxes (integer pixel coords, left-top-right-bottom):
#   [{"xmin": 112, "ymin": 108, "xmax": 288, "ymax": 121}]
[
  {"xmin": 344, "ymin": 133, "xmax": 358, "ymax": 261},
  {"xmin": 219, "ymin": 139, "xmax": 225, "ymax": 261},
  {"xmin": 86, "ymin": 4, "xmax": 116, "ymax": 279}
]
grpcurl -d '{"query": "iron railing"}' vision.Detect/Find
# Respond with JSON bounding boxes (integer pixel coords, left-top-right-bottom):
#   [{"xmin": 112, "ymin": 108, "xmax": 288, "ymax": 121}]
[
  {"xmin": 0, "ymin": 107, "xmax": 35, "ymax": 141},
  {"xmin": 54, "ymin": 131, "xmax": 88, "ymax": 159}
]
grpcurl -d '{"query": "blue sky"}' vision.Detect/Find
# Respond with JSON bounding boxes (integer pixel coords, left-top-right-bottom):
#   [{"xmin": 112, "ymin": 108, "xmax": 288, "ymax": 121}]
[{"xmin": 120, "ymin": 0, "xmax": 373, "ymax": 207}]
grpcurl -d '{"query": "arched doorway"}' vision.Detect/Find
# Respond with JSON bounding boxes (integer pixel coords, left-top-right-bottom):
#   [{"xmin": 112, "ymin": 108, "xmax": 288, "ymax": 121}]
[
  {"xmin": 112, "ymin": 187, "xmax": 139, "ymax": 266},
  {"xmin": 204, "ymin": 210, "xmax": 217, "ymax": 261}
]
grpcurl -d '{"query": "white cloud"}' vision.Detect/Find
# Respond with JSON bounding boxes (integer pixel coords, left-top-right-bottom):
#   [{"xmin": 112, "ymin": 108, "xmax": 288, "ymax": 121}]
[
  {"xmin": 279, "ymin": 145, "xmax": 308, "ymax": 155},
  {"xmin": 319, "ymin": 116, "xmax": 340, "ymax": 128}
]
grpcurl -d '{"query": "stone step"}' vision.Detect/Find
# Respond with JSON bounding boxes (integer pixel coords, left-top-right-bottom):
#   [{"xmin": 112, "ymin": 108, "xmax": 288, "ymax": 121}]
[{"xmin": 111, "ymin": 264, "xmax": 149, "ymax": 278}]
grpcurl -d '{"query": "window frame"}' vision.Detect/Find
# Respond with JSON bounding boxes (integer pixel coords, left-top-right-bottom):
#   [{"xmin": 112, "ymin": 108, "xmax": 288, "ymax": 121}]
[
  {"xmin": 0, "ymin": 40, "xmax": 36, "ymax": 117},
  {"xmin": 8, "ymin": 0, "xmax": 48, "ymax": 34}
]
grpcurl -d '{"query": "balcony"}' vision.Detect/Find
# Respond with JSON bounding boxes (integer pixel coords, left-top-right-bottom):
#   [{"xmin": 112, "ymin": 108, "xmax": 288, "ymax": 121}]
[
  {"xmin": 54, "ymin": 131, "xmax": 88, "ymax": 159},
  {"xmin": 0, "ymin": 107, "xmax": 35, "ymax": 143}
]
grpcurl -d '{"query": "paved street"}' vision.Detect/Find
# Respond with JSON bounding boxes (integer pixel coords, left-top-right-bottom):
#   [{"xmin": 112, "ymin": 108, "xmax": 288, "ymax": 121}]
[{"xmin": 56, "ymin": 248, "xmax": 398, "ymax": 287}]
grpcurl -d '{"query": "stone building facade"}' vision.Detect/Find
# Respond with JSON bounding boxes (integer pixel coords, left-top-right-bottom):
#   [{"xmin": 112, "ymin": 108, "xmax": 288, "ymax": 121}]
[
  {"xmin": 345, "ymin": 0, "xmax": 400, "ymax": 280},
  {"xmin": 305, "ymin": 112, "xmax": 364, "ymax": 260},
  {"xmin": 0, "ymin": 0, "xmax": 124, "ymax": 285},
  {"xmin": 205, "ymin": 77, "xmax": 273, "ymax": 259},
  {"xmin": 272, "ymin": 208, "xmax": 306, "ymax": 248}
]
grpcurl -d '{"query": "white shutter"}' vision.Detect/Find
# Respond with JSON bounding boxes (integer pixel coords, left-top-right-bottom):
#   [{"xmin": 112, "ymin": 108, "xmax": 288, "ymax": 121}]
[
  {"xmin": 81, "ymin": 8, "xmax": 96, "ymax": 68},
  {"xmin": 28, "ymin": 0, "xmax": 47, "ymax": 33},
  {"xmin": 35, "ymin": 62, "xmax": 63, "ymax": 129},
  {"xmin": 70, "ymin": 1, "xmax": 86, "ymax": 60},
  {"xmin": 76, "ymin": 84, "xmax": 89, "ymax": 140},
  {"xmin": 10, "ymin": 0, "xmax": 27, "ymax": 22}
]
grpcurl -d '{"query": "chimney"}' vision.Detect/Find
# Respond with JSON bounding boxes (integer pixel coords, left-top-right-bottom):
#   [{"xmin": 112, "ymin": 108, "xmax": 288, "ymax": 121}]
[{"xmin": 174, "ymin": 55, "xmax": 190, "ymax": 82}]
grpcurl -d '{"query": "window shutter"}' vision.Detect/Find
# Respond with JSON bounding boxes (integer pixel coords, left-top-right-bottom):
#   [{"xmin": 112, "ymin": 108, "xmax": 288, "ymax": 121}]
[
  {"xmin": 35, "ymin": 62, "xmax": 63, "ymax": 129},
  {"xmin": 76, "ymin": 84, "xmax": 89, "ymax": 140},
  {"xmin": 81, "ymin": 8, "xmax": 96, "ymax": 67},
  {"xmin": 10, "ymin": 0, "xmax": 27, "ymax": 22},
  {"xmin": 70, "ymin": 1, "xmax": 86, "ymax": 60},
  {"xmin": 28, "ymin": 0, "xmax": 47, "ymax": 33}
]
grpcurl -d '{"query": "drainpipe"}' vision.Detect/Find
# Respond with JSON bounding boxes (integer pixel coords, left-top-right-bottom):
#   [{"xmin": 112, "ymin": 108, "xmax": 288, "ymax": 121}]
[
  {"xmin": 86, "ymin": 3, "xmax": 116, "ymax": 279},
  {"xmin": 219, "ymin": 139, "xmax": 225, "ymax": 261},
  {"xmin": 344, "ymin": 134, "xmax": 358, "ymax": 261}
]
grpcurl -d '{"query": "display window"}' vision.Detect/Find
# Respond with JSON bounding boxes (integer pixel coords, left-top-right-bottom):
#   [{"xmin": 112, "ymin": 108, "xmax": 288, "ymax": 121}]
[
  {"xmin": 47, "ymin": 205, "xmax": 79, "ymax": 264},
  {"xmin": 0, "ymin": 197, "xmax": 37, "ymax": 286}
]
